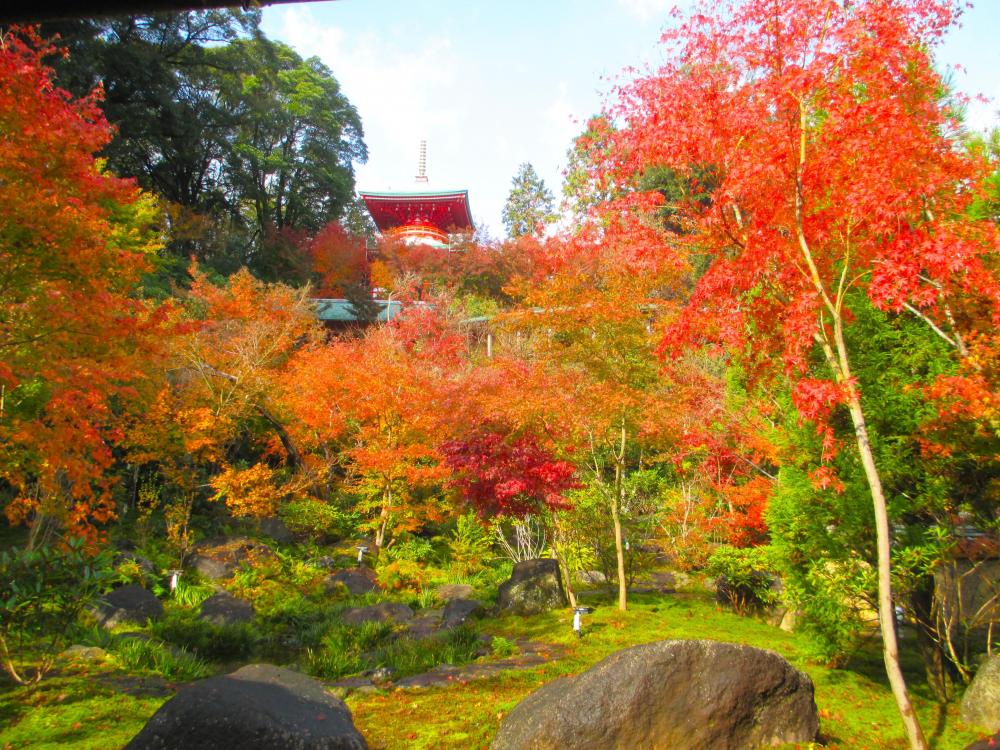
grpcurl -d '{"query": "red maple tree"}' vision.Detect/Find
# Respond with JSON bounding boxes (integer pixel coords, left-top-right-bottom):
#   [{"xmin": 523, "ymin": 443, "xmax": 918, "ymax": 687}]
[{"xmin": 601, "ymin": 1, "xmax": 1000, "ymax": 745}]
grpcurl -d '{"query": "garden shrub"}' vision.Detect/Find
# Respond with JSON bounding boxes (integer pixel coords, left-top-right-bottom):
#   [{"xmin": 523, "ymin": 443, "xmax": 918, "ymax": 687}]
[
  {"xmin": 448, "ymin": 512, "xmax": 492, "ymax": 576},
  {"xmin": 377, "ymin": 559, "xmax": 431, "ymax": 593},
  {"xmin": 384, "ymin": 534, "xmax": 438, "ymax": 564},
  {"xmin": 706, "ymin": 545, "xmax": 778, "ymax": 615},
  {"xmin": 0, "ymin": 539, "xmax": 115, "ymax": 684},
  {"xmin": 279, "ymin": 498, "xmax": 359, "ymax": 542}
]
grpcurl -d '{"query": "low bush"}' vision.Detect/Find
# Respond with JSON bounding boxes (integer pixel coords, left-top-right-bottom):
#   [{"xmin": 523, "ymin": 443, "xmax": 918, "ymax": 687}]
[
  {"xmin": 706, "ymin": 545, "xmax": 778, "ymax": 615},
  {"xmin": 279, "ymin": 498, "xmax": 360, "ymax": 543},
  {"xmin": 0, "ymin": 540, "xmax": 115, "ymax": 684}
]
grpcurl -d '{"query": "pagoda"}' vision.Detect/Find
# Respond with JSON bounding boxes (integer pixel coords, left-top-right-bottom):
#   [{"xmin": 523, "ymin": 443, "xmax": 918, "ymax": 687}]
[{"xmin": 359, "ymin": 141, "xmax": 474, "ymax": 247}]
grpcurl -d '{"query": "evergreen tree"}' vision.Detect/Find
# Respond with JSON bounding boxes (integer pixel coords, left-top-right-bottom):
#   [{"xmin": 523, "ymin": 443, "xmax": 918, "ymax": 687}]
[{"xmin": 501, "ymin": 162, "xmax": 556, "ymax": 238}]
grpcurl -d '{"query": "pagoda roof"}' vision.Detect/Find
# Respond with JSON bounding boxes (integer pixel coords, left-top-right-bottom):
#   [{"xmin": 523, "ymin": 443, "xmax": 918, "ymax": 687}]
[{"xmin": 360, "ymin": 190, "xmax": 474, "ymax": 235}]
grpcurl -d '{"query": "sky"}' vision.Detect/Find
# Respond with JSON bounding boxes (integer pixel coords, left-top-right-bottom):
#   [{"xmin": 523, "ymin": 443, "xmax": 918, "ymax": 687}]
[{"xmin": 261, "ymin": 0, "xmax": 1000, "ymax": 239}]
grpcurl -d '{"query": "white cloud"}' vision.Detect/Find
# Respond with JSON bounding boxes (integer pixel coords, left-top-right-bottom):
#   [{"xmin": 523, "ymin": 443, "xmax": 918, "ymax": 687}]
[{"xmin": 270, "ymin": 6, "xmax": 466, "ymax": 192}]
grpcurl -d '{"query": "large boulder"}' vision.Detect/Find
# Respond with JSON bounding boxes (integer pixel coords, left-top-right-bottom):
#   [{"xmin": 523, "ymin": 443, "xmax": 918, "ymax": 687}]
[
  {"xmin": 125, "ymin": 664, "xmax": 367, "ymax": 749},
  {"xmin": 325, "ymin": 567, "xmax": 379, "ymax": 596},
  {"xmin": 199, "ymin": 591, "xmax": 255, "ymax": 627},
  {"xmin": 490, "ymin": 639, "xmax": 818, "ymax": 750},
  {"xmin": 442, "ymin": 598, "xmax": 484, "ymax": 628},
  {"xmin": 435, "ymin": 583, "xmax": 474, "ymax": 602},
  {"xmin": 962, "ymin": 655, "xmax": 1000, "ymax": 732},
  {"xmin": 965, "ymin": 731, "xmax": 1000, "ymax": 750},
  {"xmin": 497, "ymin": 559, "xmax": 567, "ymax": 616},
  {"xmin": 93, "ymin": 585, "xmax": 163, "ymax": 628},
  {"xmin": 186, "ymin": 537, "xmax": 276, "ymax": 581},
  {"xmin": 341, "ymin": 602, "xmax": 414, "ymax": 626}
]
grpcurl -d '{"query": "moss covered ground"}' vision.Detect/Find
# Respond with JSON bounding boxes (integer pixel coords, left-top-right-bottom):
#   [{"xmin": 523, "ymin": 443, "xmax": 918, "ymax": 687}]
[{"xmin": 1, "ymin": 588, "xmax": 986, "ymax": 749}]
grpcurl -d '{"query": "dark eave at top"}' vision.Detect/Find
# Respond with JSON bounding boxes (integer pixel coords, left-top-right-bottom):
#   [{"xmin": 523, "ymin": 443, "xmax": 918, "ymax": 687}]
[{"xmin": 1, "ymin": 0, "xmax": 332, "ymax": 24}]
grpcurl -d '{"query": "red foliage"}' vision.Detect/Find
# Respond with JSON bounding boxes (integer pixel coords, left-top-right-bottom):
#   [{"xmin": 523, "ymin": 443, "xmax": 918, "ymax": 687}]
[
  {"xmin": 441, "ymin": 429, "xmax": 579, "ymax": 518},
  {"xmin": 307, "ymin": 222, "xmax": 370, "ymax": 296}
]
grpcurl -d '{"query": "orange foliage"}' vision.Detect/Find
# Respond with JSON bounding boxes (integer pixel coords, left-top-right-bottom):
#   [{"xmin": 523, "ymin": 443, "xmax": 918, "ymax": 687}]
[{"xmin": 0, "ymin": 32, "xmax": 163, "ymax": 537}]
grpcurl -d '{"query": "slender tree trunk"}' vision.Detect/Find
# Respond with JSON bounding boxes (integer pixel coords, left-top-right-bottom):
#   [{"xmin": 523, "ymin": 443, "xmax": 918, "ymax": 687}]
[
  {"xmin": 612, "ymin": 420, "xmax": 628, "ymax": 612},
  {"xmin": 793, "ymin": 97, "xmax": 927, "ymax": 750},
  {"xmin": 550, "ymin": 513, "xmax": 577, "ymax": 608},
  {"xmin": 842, "ymin": 389, "xmax": 928, "ymax": 749},
  {"xmin": 374, "ymin": 485, "xmax": 392, "ymax": 561},
  {"xmin": 819, "ymin": 315, "xmax": 929, "ymax": 749}
]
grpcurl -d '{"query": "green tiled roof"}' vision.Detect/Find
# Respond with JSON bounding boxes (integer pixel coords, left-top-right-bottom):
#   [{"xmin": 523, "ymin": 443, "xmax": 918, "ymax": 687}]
[{"xmin": 312, "ymin": 299, "xmax": 402, "ymax": 323}]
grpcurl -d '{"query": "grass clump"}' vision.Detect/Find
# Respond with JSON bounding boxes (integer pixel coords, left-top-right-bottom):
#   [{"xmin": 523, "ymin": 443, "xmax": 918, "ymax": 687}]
[
  {"xmin": 305, "ymin": 622, "xmax": 482, "ymax": 681},
  {"xmin": 109, "ymin": 637, "xmax": 211, "ymax": 681}
]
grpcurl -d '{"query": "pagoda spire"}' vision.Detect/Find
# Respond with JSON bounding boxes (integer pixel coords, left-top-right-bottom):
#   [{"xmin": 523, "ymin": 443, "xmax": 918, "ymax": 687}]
[{"xmin": 415, "ymin": 140, "xmax": 428, "ymax": 184}]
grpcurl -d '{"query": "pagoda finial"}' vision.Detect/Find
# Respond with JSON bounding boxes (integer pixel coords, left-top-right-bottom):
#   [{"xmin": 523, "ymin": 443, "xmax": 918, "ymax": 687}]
[{"xmin": 415, "ymin": 140, "xmax": 428, "ymax": 184}]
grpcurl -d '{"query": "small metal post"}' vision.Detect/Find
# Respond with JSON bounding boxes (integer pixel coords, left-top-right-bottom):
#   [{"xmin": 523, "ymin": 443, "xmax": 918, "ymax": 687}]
[
  {"xmin": 573, "ymin": 606, "xmax": 593, "ymax": 638},
  {"xmin": 356, "ymin": 545, "xmax": 369, "ymax": 566}
]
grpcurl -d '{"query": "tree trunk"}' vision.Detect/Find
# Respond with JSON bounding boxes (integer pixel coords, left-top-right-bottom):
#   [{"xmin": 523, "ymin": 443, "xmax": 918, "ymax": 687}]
[
  {"xmin": 612, "ymin": 420, "xmax": 628, "ymax": 612},
  {"xmin": 551, "ymin": 513, "xmax": 577, "ymax": 608},
  {"xmin": 842, "ymin": 390, "xmax": 928, "ymax": 749},
  {"xmin": 373, "ymin": 485, "xmax": 392, "ymax": 562}
]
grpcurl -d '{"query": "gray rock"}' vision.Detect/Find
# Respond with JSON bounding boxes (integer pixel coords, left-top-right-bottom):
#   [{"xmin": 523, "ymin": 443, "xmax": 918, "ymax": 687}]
[
  {"xmin": 60, "ymin": 645, "xmax": 108, "ymax": 662},
  {"xmin": 405, "ymin": 609, "xmax": 443, "ymax": 640},
  {"xmin": 93, "ymin": 585, "xmax": 163, "ymax": 628},
  {"xmin": 490, "ymin": 639, "xmax": 818, "ymax": 750},
  {"xmin": 435, "ymin": 583, "xmax": 474, "ymax": 602},
  {"xmin": 260, "ymin": 517, "xmax": 294, "ymax": 544},
  {"xmin": 199, "ymin": 591, "xmax": 255, "ymax": 626},
  {"xmin": 497, "ymin": 559, "xmax": 568, "ymax": 615},
  {"xmin": 962, "ymin": 655, "xmax": 1000, "ymax": 732},
  {"xmin": 577, "ymin": 570, "xmax": 607, "ymax": 586},
  {"xmin": 964, "ymin": 730, "xmax": 1000, "ymax": 750},
  {"xmin": 186, "ymin": 537, "xmax": 276, "ymax": 581},
  {"xmin": 124, "ymin": 664, "xmax": 368, "ymax": 750},
  {"xmin": 442, "ymin": 598, "xmax": 483, "ymax": 628},
  {"xmin": 341, "ymin": 602, "xmax": 414, "ymax": 626},
  {"xmin": 325, "ymin": 567, "xmax": 379, "ymax": 596}
]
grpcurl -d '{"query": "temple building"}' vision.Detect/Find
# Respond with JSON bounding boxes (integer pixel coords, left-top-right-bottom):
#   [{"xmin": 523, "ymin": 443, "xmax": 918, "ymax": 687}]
[{"xmin": 359, "ymin": 141, "xmax": 474, "ymax": 248}]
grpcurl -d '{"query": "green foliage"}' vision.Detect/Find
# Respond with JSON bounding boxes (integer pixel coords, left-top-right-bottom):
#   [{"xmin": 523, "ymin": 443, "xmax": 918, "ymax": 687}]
[
  {"xmin": 0, "ymin": 540, "xmax": 115, "ymax": 684},
  {"xmin": 44, "ymin": 12, "xmax": 366, "ymax": 279},
  {"xmin": 150, "ymin": 610, "xmax": 256, "ymax": 662},
  {"xmin": 501, "ymin": 162, "xmax": 557, "ymax": 238},
  {"xmin": 376, "ymin": 559, "xmax": 431, "ymax": 594},
  {"xmin": 384, "ymin": 534, "xmax": 438, "ymax": 564},
  {"xmin": 305, "ymin": 622, "xmax": 481, "ymax": 681},
  {"xmin": 705, "ymin": 545, "xmax": 778, "ymax": 615},
  {"xmin": 279, "ymin": 498, "xmax": 359, "ymax": 543},
  {"xmin": 109, "ymin": 636, "xmax": 211, "ymax": 681},
  {"xmin": 448, "ymin": 512, "xmax": 492, "ymax": 576},
  {"xmin": 169, "ymin": 578, "xmax": 215, "ymax": 609},
  {"xmin": 489, "ymin": 635, "xmax": 518, "ymax": 658},
  {"xmin": 559, "ymin": 471, "xmax": 662, "ymax": 591}
]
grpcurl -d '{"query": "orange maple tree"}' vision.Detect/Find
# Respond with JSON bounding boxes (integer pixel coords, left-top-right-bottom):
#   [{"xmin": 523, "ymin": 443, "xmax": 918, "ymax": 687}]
[
  {"xmin": 0, "ymin": 32, "xmax": 162, "ymax": 541},
  {"xmin": 283, "ymin": 308, "xmax": 464, "ymax": 557}
]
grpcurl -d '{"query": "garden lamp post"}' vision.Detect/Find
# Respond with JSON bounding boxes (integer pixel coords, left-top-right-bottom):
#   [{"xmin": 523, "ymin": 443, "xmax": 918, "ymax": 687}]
[
  {"xmin": 356, "ymin": 545, "xmax": 369, "ymax": 566},
  {"xmin": 572, "ymin": 606, "xmax": 593, "ymax": 638}
]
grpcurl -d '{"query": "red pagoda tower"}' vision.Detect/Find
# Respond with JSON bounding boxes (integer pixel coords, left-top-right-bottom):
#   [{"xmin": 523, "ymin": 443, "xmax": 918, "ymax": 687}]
[{"xmin": 359, "ymin": 141, "xmax": 474, "ymax": 247}]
